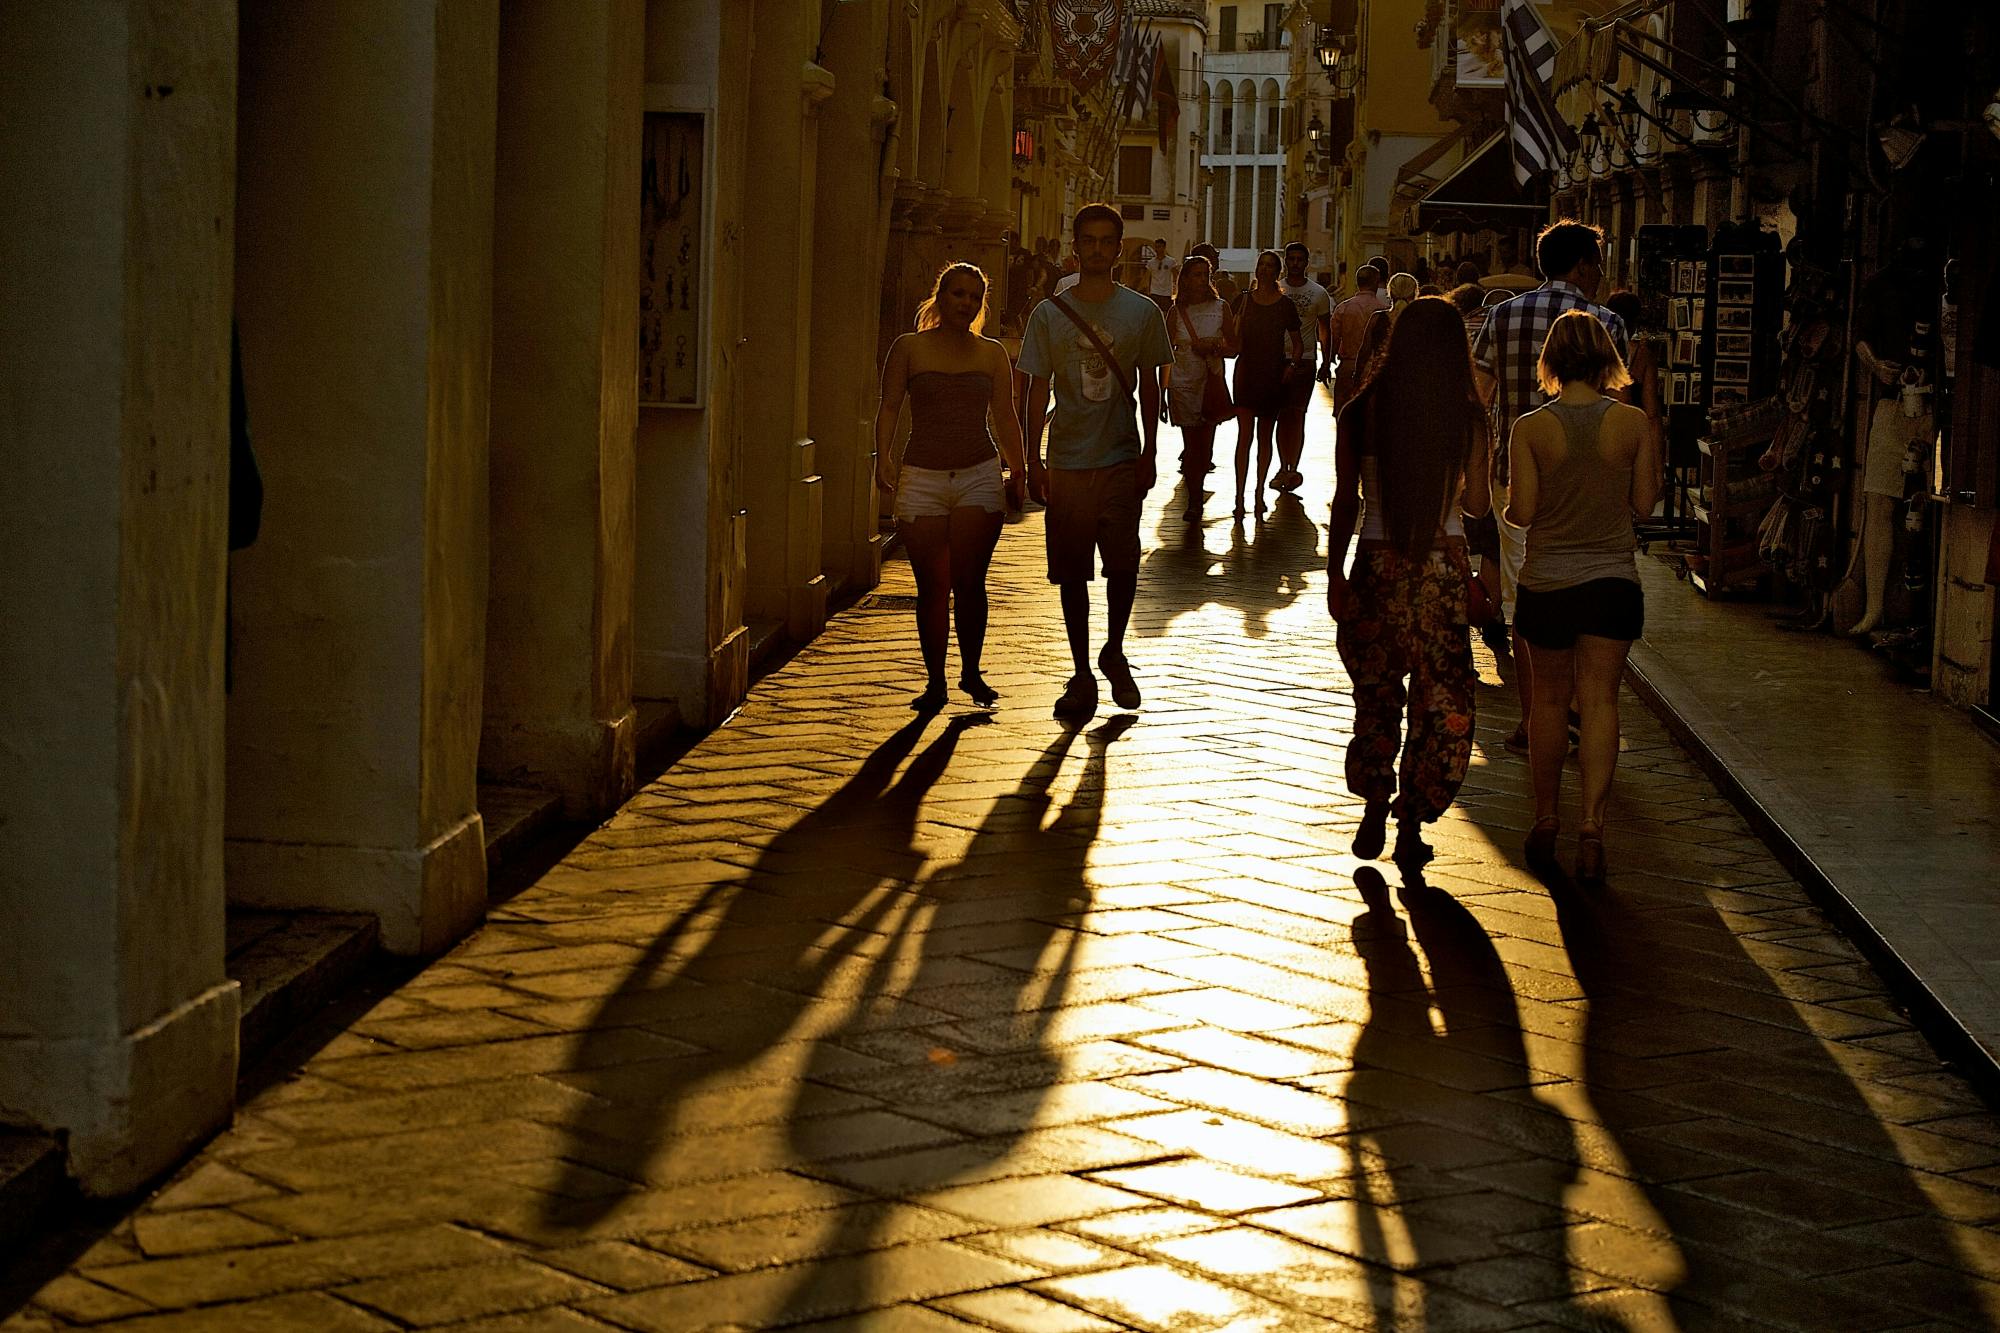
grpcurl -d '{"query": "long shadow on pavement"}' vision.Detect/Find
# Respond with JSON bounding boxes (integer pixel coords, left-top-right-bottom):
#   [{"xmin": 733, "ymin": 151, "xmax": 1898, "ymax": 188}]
[
  {"xmin": 1136, "ymin": 486, "xmax": 1320, "ymax": 642},
  {"xmin": 1345, "ymin": 865, "xmax": 1584, "ymax": 1328},
  {"xmin": 1545, "ymin": 874, "xmax": 1991, "ymax": 1328},
  {"xmin": 541, "ymin": 710, "xmax": 990, "ymax": 1227},
  {"xmin": 761, "ymin": 716, "xmax": 1133, "ymax": 1324}
]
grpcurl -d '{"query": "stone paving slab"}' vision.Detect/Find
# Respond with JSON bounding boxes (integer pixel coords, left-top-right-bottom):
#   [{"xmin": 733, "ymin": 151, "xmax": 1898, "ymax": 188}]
[
  {"xmin": 1625, "ymin": 566, "xmax": 2000, "ymax": 1096},
  {"xmin": 8, "ymin": 396, "xmax": 2000, "ymax": 1329}
]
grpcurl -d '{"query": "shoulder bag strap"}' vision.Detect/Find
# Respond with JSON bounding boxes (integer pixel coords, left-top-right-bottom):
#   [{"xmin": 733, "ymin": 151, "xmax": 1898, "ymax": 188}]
[{"xmin": 1048, "ymin": 293, "xmax": 1134, "ymax": 399}]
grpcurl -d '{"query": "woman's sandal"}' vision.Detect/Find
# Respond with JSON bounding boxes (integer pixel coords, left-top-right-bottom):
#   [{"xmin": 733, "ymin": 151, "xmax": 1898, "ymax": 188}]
[
  {"xmin": 910, "ymin": 683, "xmax": 948, "ymax": 712},
  {"xmin": 1524, "ymin": 817, "xmax": 1561, "ymax": 875},
  {"xmin": 959, "ymin": 673, "xmax": 999, "ymax": 707},
  {"xmin": 1575, "ymin": 828, "xmax": 1606, "ymax": 886}
]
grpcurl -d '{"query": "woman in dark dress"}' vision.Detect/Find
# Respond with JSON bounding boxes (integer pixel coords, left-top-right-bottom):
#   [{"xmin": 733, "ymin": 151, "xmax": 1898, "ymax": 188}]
[{"xmin": 1230, "ymin": 250, "xmax": 1304, "ymax": 518}]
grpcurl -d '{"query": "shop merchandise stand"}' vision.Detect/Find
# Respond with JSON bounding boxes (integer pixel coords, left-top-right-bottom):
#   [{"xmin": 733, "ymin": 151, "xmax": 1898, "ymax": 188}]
[{"xmin": 1690, "ymin": 397, "xmax": 1784, "ymax": 597}]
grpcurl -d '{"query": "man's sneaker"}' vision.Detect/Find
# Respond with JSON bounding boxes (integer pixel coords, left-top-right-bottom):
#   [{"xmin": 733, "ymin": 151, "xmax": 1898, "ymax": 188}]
[
  {"xmin": 1053, "ymin": 673, "xmax": 1098, "ymax": 720},
  {"xmin": 1098, "ymin": 647, "xmax": 1141, "ymax": 710}
]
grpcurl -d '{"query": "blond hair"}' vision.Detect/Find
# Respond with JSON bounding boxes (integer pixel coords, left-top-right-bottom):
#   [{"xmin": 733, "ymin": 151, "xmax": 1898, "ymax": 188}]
[
  {"xmin": 1537, "ymin": 309, "xmax": 1632, "ymax": 395},
  {"xmin": 914, "ymin": 262, "xmax": 987, "ymax": 335}
]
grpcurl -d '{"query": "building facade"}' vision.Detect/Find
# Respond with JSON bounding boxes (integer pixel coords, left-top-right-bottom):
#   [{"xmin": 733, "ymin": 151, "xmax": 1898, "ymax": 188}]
[
  {"xmin": 1320, "ymin": 0, "xmax": 1455, "ymax": 283},
  {"xmin": 0, "ymin": 0, "xmax": 1022, "ymax": 1196},
  {"xmin": 1201, "ymin": 1, "xmax": 1295, "ymax": 274},
  {"xmin": 1536, "ymin": 0, "xmax": 1997, "ymax": 724},
  {"xmin": 1111, "ymin": 2, "xmax": 1209, "ymax": 274}
]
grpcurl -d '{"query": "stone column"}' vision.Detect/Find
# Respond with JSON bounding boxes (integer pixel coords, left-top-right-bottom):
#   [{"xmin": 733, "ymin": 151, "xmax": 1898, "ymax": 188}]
[
  {"xmin": 739, "ymin": 8, "xmax": 832, "ymax": 641},
  {"xmin": 228, "ymin": 0, "xmax": 498, "ymax": 955},
  {"xmin": 483, "ymin": 0, "xmax": 642, "ymax": 816},
  {"xmin": 887, "ymin": 180, "xmax": 940, "ymax": 348},
  {"xmin": 810, "ymin": 1, "xmax": 894, "ymax": 595},
  {"xmin": 633, "ymin": 0, "xmax": 751, "ymax": 731},
  {"xmin": 0, "ymin": 0, "xmax": 240, "ymax": 1195}
]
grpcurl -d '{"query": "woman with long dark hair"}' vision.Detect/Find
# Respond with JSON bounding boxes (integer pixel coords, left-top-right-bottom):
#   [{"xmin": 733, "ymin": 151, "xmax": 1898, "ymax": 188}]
[
  {"xmin": 1230, "ymin": 249, "xmax": 1303, "ymax": 518},
  {"xmin": 1163, "ymin": 253, "xmax": 1238, "ymax": 524},
  {"xmin": 874, "ymin": 262, "xmax": 1026, "ymax": 710},
  {"xmin": 1326, "ymin": 297, "xmax": 1493, "ymax": 865}
]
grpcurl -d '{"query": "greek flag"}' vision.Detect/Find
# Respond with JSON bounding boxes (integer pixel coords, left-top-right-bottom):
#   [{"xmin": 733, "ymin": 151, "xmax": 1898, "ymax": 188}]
[{"xmin": 1502, "ymin": 0, "xmax": 1574, "ymax": 186}]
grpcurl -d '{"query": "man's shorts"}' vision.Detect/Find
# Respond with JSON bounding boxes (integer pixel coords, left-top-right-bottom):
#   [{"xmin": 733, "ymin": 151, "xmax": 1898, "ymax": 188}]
[
  {"xmin": 1514, "ymin": 576, "xmax": 1645, "ymax": 649},
  {"xmin": 1281, "ymin": 365, "xmax": 1316, "ymax": 417},
  {"xmin": 894, "ymin": 457, "xmax": 1004, "ymax": 520},
  {"xmin": 1045, "ymin": 461, "xmax": 1142, "ymax": 584}
]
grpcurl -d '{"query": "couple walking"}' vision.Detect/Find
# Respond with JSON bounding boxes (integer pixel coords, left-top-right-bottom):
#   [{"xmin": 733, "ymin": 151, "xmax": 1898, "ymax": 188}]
[
  {"xmin": 874, "ymin": 204, "xmax": 1171, "ymax": 720},
  {"xmin": 1327, "ymin": 221, "xmax": 1659, "ymax": 882},
  {"xmin": 1162, "ymin": 243, "xmax": 1330, "ymax": 523}
]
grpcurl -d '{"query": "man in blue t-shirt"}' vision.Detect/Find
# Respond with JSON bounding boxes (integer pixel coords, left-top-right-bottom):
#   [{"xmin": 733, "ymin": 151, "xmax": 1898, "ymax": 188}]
[{"xmin": 1019, "ymin": 204, "xmax": 1173, "ymax": 719}]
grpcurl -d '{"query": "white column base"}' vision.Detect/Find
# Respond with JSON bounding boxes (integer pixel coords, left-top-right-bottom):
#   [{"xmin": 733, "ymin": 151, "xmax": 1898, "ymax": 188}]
[
  {"xmin": 0, "ymin": 980, "xmax": 239, "ymax": 1198},
  {"xmin": 480, "ymin": 708, "xmax": 637, "ymax": 818},
  {"xmin": 225, "ymin": 813, "xmax": 487, "ymax": 955}
]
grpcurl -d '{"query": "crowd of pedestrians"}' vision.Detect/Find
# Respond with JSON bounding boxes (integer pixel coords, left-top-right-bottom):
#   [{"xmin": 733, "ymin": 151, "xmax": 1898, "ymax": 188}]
[{"xmin": 878, "ymin": 207, "xmax": 1657, "ymax": 887}]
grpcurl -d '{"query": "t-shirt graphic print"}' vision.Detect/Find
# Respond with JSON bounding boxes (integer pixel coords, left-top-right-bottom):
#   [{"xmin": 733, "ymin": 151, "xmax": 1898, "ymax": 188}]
[{"xmin": 1019, "ymin": 285, "xmax": 1173, "ymax": 471}]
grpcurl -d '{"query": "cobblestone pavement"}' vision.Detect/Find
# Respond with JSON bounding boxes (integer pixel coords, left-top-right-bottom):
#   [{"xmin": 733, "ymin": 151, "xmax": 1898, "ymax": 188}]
[{"xmin": 10, "ymin": 403, "xmax": 2000, "ymax": 1331}]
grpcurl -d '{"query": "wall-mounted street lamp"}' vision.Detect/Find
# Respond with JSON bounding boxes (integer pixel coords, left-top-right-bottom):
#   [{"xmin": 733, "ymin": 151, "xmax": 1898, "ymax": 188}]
[
  {"xmin": 1579, "ymin": 107, "xmax": 1636, "ymax": 173},
  {"xmin": 1317, "ymin": 26, "xmax": 1361, "ymax": 93}
]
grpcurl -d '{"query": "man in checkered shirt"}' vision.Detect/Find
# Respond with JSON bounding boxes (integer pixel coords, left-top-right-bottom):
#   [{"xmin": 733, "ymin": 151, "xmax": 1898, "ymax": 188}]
[{"xmin": 1471, "ymin": 220, "xmax": 1629, "ymax": 751}]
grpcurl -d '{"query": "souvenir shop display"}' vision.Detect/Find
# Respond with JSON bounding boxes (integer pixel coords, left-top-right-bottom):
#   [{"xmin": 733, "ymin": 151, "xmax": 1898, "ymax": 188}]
[
  {"xmin": 1834, "ymin": 234, "xmax": 1942, "ymax": 645},
  {"xmin": 1753, "ymin": 249, "xmax": 1849, "ymax": 624},
  {"xmin": 1686, "ymin": 223, "xmax": 1785, "ymax": 596},
  {"xmin": 1634, "ymin": 223, "xmax": 1713, "ymax": 539}
]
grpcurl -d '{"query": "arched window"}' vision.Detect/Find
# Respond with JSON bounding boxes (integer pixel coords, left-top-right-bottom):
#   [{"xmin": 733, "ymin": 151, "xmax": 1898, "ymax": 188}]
[
  {"xmin": 1211, "ymin": 81, "xmax": 1233, "ymax": 154},
  {"xmin": 1260, "ymin": 79, "xmax": 1282, "ymax": 154},
  {"xmin": 1235, "ymin": 79, "xmax": 1256, "ymax": 154}
]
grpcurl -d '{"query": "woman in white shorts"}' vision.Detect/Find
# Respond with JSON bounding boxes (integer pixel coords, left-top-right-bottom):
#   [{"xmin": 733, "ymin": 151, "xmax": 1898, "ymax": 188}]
[{"xmin": 874, "ymin": 263, "xmax": 1027, "ymax": 710}]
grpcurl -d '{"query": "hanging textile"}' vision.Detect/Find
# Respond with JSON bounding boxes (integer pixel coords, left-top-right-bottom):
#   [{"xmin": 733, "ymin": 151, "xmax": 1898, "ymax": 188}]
[
  {"xmin": 1501, "ymin": 0, "xmax": 1574, "ymax": 187},
  {"xmin": 1050, "ymin": 0, "xmax": 1123, "ymax": 94}
]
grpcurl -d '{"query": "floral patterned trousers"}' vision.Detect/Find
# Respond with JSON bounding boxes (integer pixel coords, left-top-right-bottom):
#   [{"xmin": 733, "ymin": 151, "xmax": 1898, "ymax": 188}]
[{"xmin": 1335, "ymin": 545, "xmax": 1476, "ymax": 824}]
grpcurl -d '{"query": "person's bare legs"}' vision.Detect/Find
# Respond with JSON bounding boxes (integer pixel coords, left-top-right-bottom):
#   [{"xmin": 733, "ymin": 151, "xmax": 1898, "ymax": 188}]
[
  {"xmin": 1277, "ymin": 406, "xmax": 1305, "ymax": 480},
  {"xmin": 1526, "ymin": 642, "xmax": 1575, "ymax": 825},
  {"xmin": 1232, "ymin": 410, "xmax": 1254, "ymax": 515},
  {"xmin": 1254, "ymin": 416, "xmax": 1277, "ymax": 513},
  {"xmin": 1105, "ymin": 570, "xmax": 1137, "ymax": 655},
  {"xmin": 1059, "ymin": 581, "xmax": 1092, "ymax": 679},
  {"xmin": 1571, "ymin": 635, "xmax": 1632, "ymax": 833},
  {"xmin": 948, "ymin": 505, "xmax": 1004, "ymax": 700},
  {"xmin": 1181, "ymin": 421, "xmax": 1215, "ymax": 520},
  {"xmin": 1513, "ymin": 627, "xmax": 1535, "ymax": 734},
  {"xmin": 901, "ymin": 515, "xmax": 953, "ymax": 708}
]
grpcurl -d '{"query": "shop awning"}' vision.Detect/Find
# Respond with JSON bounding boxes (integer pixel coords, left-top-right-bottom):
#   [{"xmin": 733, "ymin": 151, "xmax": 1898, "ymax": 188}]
[{"xmin": 1406, "ymin": 130, "xmax": 1545, "ymax": 235}]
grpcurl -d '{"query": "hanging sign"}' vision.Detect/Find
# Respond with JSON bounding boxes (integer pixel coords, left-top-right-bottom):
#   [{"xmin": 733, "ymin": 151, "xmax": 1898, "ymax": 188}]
[{"xmin": 1050, "ymin": 0, "xmax": 1123, "ymax": 94}]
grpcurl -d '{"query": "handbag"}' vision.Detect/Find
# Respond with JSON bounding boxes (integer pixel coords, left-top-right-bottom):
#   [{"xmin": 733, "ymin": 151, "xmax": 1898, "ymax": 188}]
[{"xmin": 1175, "ymin": 303, "xmax": 1234, "ymax": 425}]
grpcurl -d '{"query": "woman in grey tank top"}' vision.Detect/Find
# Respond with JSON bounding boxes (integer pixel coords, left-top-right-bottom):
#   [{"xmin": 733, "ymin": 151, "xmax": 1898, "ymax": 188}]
[{"xmin": 1504, "ymin": 312, "xmax": 1661, "ymax": 884}]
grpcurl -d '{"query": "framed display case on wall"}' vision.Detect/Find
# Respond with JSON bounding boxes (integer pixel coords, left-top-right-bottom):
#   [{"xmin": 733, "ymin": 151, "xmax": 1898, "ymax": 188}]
[{"xmin": 640, "ymin": 109, "xmax": 707, "ymax": 408}]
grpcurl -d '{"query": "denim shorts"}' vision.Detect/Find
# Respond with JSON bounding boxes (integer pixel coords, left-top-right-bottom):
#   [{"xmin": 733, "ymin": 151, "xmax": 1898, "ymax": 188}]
[{"xmin": 894, "ymin": 456, "xmax": 1004, "ymax": 520}]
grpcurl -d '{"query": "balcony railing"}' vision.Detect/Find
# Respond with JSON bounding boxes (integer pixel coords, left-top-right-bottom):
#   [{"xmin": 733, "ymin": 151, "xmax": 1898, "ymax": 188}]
[{"xmin": 1213, "ymin": 30, "xmax": 1286, "ymax": 54}]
